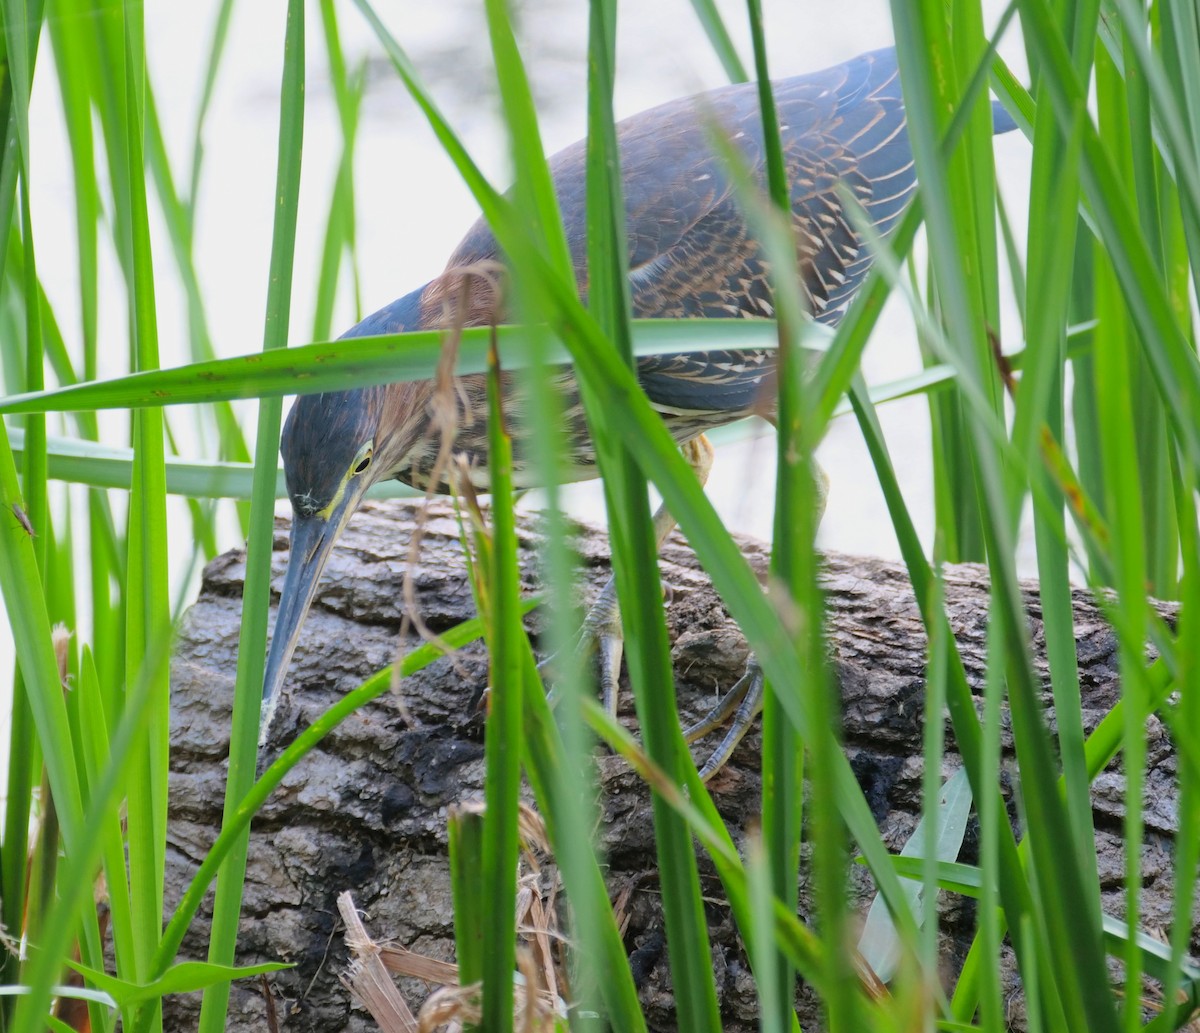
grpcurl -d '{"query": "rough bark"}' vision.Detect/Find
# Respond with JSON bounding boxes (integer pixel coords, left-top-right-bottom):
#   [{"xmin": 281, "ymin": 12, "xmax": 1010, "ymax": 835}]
[{"xmin": 164, "ymin": 499, "xmax": 1187, "ymax": 1031}]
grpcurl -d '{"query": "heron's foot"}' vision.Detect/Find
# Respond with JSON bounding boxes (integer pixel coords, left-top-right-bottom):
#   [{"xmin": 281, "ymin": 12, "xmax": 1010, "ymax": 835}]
[
  {"xmin": 683, "ymin": 654, "xmax": 764, "ymax": 781},
  {"xmin": 538, "ymin": 574, "xmax": 626, "ymax": 714}
]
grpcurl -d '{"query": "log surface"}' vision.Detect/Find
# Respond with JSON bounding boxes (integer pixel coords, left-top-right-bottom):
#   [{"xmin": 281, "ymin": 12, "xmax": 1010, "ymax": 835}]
[{"xmin": 164, "ymin": 499, "xmax": 1186, "ymax": 1031}]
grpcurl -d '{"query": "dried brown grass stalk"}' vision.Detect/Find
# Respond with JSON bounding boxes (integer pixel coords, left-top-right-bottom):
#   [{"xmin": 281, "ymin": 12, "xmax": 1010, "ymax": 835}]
[
  {"xmin": 338, "ymin": 892, "xmax": 420, "ymax": 1033},
  {"xmin": 340, "ymin": 800, "xmax": 569, "ymax": 1033}
]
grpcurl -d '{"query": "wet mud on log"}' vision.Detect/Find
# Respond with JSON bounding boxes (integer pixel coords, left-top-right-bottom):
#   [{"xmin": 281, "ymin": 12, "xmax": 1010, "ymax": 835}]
[{"xmin": 164, "ymin": 499, "xmax": 1189, "ymax": 1031}]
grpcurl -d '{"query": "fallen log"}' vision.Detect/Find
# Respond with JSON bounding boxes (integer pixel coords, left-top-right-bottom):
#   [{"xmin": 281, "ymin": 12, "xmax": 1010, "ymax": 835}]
[{"xmin": 163, "ymin": 499, "xmax": 1186, "ymax": 1031}]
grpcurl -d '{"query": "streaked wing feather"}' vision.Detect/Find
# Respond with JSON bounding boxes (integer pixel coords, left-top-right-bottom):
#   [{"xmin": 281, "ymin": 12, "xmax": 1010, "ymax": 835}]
[
  {"xmin": 439, "ymin": 50, "xmax": 961, "ymax": 424},
  {"xmin": 637, "ymin": 350, "xmax": 774, "ymax": 414}
]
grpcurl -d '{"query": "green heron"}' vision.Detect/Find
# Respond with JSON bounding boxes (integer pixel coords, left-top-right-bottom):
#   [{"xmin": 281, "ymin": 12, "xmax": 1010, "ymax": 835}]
[{"xmin": 263, "ymin": 47, "xmax": 1017, "ymax": 772}]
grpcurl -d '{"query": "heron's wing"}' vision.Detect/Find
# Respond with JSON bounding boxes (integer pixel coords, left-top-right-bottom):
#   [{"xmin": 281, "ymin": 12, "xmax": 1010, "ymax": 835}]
[
  {"xmin": 442, "ymin": 49, "xmax": 966, "ymax": 417},
  {"xmin": 628, "ymin": 49, "xmax": 911, "ymax": 415}
]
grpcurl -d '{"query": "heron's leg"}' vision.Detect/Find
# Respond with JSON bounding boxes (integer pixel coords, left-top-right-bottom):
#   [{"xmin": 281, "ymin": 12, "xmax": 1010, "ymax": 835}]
[
  {"xmin": 652, "ymin": 434, "xmax": 715, "ymax": 543},
  {"xmin": 578, "ymin": 575, "xmax": 623, "ymax": 714},
  {"xmin": 545, "ymin": 435, "xmax": 715, "ymax": 714},
  {"xmin": 589, "ymin": 434, "xmax": 714, "ymax": 713},
  {"xmin": 684, "ymin": 458, "xmax": 829, "ymax": 781}
]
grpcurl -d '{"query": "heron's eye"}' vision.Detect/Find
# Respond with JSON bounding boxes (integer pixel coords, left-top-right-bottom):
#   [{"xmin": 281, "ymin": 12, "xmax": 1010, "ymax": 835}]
[{"xmin": 353, "ymin": 452, "xmax": 372, "ymax": 475}]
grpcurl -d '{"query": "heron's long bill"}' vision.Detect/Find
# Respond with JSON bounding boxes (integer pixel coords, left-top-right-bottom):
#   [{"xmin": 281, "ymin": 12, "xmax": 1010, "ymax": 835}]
[{"xmin": 260, "ymin": 493, "xmax": 361, "ymax": 741}]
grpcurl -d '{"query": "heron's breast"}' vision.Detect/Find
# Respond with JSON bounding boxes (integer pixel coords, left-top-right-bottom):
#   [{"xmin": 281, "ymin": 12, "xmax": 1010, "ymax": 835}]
[{"xmin": 392, "ymin": 364, "xmax": 766, "ymax": 494}]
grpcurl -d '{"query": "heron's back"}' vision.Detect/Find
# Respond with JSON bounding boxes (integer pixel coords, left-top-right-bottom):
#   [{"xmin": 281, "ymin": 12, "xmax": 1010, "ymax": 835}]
[{"xmin": 352, "ymin": 48, "xmax": 1016, "ymax": 489}]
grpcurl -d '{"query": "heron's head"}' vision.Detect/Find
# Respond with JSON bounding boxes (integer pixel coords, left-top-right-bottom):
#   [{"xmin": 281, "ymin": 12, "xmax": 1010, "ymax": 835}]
[{"xmin": 260, "ymin": 381, "xmax": 428, "ymax": 732}]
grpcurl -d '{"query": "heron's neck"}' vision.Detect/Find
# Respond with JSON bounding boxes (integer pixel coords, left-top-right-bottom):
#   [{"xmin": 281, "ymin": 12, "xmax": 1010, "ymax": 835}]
[{"xmin": 340, "ymin": 284, "xmax": 428, "ymax": 340}]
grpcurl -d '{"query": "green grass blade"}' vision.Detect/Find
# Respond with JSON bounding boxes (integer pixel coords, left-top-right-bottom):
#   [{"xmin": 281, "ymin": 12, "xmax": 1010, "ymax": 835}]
[
  {"xmin": 857, "ymin": 770, "xmax": 970, "ymax": 986},
  {"xmin": 75, "ymin": 4, "xmax": 174, "ymax": 1027},
  {"xmin": 684, "ymin": 0, "xmax": 747, "ymax": 82},
  {"xmin": 6, "ymin": 424, "xmax": 420, "ymax": 500},
  {"xmin": 448, "ymin": 804, "xmax": 486, "ymax": 993},
  {"xmin": 45, "ymin": 0, "xmax": 100, "ymax": 376},
  {"xmin": 0, "ymin": 319, "xmax": 781, "ymax": 415},
  {"xmin": 921, "ymin": 572, "xmax": 952, "ymax": 993},
  {"xmin": 517, "ymin": 646, "xmax": 646, "ymax": 1031},
  {"xmin": 196, "ymin": 3, "xmax": 304, "ymax": 1029},
  {"xmin": 571, "ymin": 0, "xmax": 720, "ymax": 1023},
  {"xmin": 70, "ymin": 960, "xmax": 289, "ymax": 1006},
  {"xmin": 1155, "ymin": 444, "xmax": 1200, "ymax": 1025},
  {"xmin": 1093, "ymin": 62, "xmax": 1150, "ymax": 1033},
  {"xmin": 747, "ymin": 835, "xmax": 783, "ymax": 1033},
  {"xmin": 311, "ymin": 0, "xmax": 364, "ymax": 343},
  {"xmin": 743, "ymin": 3, "xmax": 817, "ymax": 1026},
  {"xmin": 1007, "ymin": 0, "xmax": 1103, "ymax": 983},
  {"xmin": 883, "ymin": 851, "xmax": 1200, "ymax": 1007},
  {"xmin": 477, "ymin": 24, "xmax": 602, "ymax": 1017},
  {"xmin": 473, "ymin": 339, "xmax": 524, "ymax": 1033},
  {"xmin": 6, "ymin": 12, "xmax": 50, "ymax": 1007},
  {"xmin": 144, "ymin": 90, "xmax": 253, "ymax": 533},
  {"xmin": 0, "ymin": 675, "xmax": 36, "ymax": 1013},
  {"xmin": 77, "ymin": 644, "xmax": 136, "ymax": 1029},
  {"xmin": 184, "ymin": 0, "xmax": 237, "ymax": 218}
]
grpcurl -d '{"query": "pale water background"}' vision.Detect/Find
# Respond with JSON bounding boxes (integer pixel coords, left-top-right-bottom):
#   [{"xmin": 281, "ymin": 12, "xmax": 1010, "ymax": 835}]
[{"xmin": 0, "ymin": 1, "xmax": 1030, "ymax": 794}]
